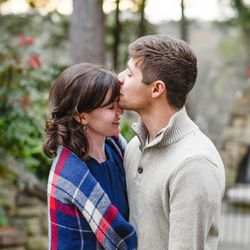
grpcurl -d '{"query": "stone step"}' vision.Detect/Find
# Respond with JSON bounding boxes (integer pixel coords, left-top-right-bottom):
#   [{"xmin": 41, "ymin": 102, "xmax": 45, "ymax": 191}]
[{"xmin": 0, "ymin": 227, "xmax": 26, "ymax": 247}]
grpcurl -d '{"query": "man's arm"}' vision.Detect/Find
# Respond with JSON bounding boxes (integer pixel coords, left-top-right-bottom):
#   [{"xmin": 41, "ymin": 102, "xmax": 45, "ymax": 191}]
[{"xmin": 168, "ymin": 156, "xmax": 224, "ymax": 250}]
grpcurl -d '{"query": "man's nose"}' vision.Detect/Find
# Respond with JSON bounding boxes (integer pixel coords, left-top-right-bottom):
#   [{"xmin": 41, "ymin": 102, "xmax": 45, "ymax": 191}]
[
  {"xmin": 116, "ymin": 104, "xmax": 124, "ymax": 115},
  {"xmin": 118, "ymin": 71, "xmax": 125, "ymax": 85}
]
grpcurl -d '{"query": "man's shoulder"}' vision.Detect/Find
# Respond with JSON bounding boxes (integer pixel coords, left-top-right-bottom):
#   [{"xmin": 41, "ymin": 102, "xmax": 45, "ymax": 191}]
[
  {"xmin": 178, "ymin": 128, "xmax": 222, "ymax": 161},
  {"xmin": 171, "ymin": 156, "xmax": 225, "ymax": 197},
  {"xmin": 172, "ymin": 133, "xmax": 225, "ymax": 188}
]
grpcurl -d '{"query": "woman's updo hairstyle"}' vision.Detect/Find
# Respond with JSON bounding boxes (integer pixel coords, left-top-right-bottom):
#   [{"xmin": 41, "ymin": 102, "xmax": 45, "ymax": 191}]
[{"xmin": 43, "ymin": 63, "xmax": 120, "ymax": 160}]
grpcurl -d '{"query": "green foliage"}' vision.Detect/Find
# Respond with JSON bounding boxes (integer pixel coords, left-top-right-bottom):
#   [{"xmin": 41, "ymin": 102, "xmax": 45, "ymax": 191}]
[
  {"xmin": 221, "ymin": 0, "xmax": 250, "ymax": 44},
  {"xmin": 0, "ymin": 12, "xmax": 69, "ymax": 58},
  {"xmin": 0, "ymin": 204, "xmax": 8, "ymax": 227},
  {"xmin": 0, "ymin": 34, "xmax": 63, "ymax": 181},
  {"xmin": 231, "ymin": 0, "xmax": 250, "ymax": 36},
  {"xmin": 0, "ymin": 5, "xmax": 155, "ymax": 182},
  {"xmin": 0, "ymin": 12, "xmax": 69, "ymax": 181},
  {"xmin": 120, "ymin": 118, "xmax": 135, "ymax": 142},
  {"xmin": 219, "ymin": 35, "xmax": 242, "ymax": 58}
]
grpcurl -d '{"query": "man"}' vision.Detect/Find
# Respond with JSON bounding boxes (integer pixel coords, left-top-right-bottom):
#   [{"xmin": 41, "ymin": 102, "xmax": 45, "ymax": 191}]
[{"xmin": 118, "ymin": 34, "xmax": 225, "ymax": 250}]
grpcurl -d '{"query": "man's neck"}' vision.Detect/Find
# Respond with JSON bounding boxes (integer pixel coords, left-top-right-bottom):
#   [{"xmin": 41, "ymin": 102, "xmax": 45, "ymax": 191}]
[{"xmin": 139, "ymin": 105, "xmax": 179, "ymax": 143}]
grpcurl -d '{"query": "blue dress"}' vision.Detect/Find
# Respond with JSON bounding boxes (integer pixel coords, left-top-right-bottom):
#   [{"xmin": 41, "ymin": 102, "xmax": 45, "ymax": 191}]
[{"xmin": 86, "ymin": 139, "xmax": 129, "ymax": 220}]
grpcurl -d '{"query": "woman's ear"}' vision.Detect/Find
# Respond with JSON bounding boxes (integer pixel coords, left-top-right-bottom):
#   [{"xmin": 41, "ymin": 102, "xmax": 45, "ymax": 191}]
[
  {"xmin": 74, "ymin": 113, "xmax": 88, "ymax": 125},
  {"xmin": 151, "ymin": 80, "xmax": 166, "ymax": 98}
]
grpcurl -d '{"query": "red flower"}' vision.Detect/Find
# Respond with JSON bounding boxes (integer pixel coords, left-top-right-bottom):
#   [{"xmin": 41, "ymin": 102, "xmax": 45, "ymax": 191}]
[
  {"xmin": 247, "ymin": 66, "xmax": 250, "ymax": 78},
  {"xmin": 27, "ymin": 54, "xmax": 42, "ymax": 69},
  {"xmin": 21, "ymin": 96, "xmax": 30, "ymax": 107},
  {"xmin": 17, "ymin": 34, "xmax": 34, "ymax": 47}
]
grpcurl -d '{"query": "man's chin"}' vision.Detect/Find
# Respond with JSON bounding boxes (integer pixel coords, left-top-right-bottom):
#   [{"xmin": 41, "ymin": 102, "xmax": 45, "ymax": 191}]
[
  {"xmin": 118, "ymin": 101, "xmax": 129, "ymax": 110},
  {"xmin": 118, "ymin": 98, "xmax": 126, "ymax": 109},
  {"xmin": 118, "ymin": 97, "xmax": 135, "ymax": 111}
]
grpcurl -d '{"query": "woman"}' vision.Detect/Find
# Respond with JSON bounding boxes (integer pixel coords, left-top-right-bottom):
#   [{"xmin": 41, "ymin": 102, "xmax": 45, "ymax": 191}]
[{"xmin": 44, "ymin": 63, "xmax": 137, "ymax": 250}]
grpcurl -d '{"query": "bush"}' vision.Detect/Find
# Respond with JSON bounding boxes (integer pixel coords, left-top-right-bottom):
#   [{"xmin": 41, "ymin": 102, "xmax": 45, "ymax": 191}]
[
  {"xmin": 0, "ymin": 34, "xmax": 64, "ymax": 181},
  {"xmin": 120, "ymin": 118, "xmax": 135, "ymax": 142}
]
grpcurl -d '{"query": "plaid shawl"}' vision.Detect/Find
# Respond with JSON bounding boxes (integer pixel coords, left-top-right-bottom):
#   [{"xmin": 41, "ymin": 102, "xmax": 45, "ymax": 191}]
[{"xmin": 48, "ymin": 137, "xmax": 137, "ymax": 250}]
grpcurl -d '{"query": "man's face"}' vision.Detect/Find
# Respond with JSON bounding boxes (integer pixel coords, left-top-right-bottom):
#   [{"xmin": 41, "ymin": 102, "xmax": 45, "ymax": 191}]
[{"xmin": 118, "ymin": 58, "xmax": 151, "ymax": 112}]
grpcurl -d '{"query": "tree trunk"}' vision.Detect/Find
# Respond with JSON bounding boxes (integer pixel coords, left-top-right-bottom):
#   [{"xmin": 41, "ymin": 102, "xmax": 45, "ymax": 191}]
[
  {"xmin": 180, "ymin": 0, "xmax": 194, "ymax": 117},
  {"xmin": 138, "ymin": 0, "xmax": 146, "ymax": 37},
  {"xmin": 113, "ymin": 0, "xmax": 121, "ymax": 71},
  {"xmin": 180, "ymin": 0, "xmax": 188, "ymax": 42},
  {"xmin": 70, "ymin": 0, "xmax": 105, "ymax": 65}
]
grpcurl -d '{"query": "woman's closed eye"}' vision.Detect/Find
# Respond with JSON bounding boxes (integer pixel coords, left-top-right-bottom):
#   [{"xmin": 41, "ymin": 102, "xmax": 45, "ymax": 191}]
[{"xmin": 108, "ymin": 104, "xmax": 114, "ymax": 110}]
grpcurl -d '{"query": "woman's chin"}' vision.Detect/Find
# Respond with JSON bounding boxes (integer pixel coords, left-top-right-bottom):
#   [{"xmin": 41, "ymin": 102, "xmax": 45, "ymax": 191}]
[{"xmin": 109, "ymin": 127, "xmax": 120, "ymax": 136}]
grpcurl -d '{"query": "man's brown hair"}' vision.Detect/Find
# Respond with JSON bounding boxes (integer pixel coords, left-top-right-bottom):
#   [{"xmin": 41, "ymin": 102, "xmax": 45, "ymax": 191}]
[{"xmin": 128, "ymin": 34, "xmax": 197, "ymax": 108}]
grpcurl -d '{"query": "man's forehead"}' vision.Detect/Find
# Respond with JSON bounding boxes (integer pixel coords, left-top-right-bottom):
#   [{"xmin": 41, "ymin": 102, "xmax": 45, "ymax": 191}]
[{"xmin": 128, "ymin": 58, "xmax": 141, "ymax": 70}]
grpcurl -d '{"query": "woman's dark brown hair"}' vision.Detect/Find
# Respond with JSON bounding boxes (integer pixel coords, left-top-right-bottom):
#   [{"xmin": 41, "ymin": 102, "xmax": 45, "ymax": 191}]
[{"xmin": 43, "ymin": 62, "xmax": 120, "ymax": 160}]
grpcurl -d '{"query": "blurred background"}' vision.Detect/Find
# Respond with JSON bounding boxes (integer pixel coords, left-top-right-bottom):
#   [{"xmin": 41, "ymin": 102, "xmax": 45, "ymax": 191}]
[{"xmin": 0, "ymin": 0, "xmax": 249, "ymax": 249}]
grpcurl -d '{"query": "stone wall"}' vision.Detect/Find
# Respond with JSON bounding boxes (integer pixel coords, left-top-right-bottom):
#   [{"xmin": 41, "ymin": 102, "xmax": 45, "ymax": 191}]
[
  {"xmin": 0, "ymin": 158, "xmax": 48, "ymax": 250},
  {"xmin": 221, "ymin": 82, "xmax": 250, "ymax": 187}
]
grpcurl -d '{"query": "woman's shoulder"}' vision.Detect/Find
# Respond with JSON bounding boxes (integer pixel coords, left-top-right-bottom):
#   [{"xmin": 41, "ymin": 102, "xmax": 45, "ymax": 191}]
[
  {"xmin": 52, "ymin": 146, "xmax": 89, "ymax": 182},
  {"xmin": 106, "ymin": 134, "xmax": 127, "ymax": 158}
]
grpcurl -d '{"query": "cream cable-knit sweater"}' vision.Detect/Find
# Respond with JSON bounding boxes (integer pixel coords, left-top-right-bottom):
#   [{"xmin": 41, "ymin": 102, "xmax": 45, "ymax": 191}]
[{"xmin": 125, "ymin": 107, "xmax": 225, "ymax": 250}]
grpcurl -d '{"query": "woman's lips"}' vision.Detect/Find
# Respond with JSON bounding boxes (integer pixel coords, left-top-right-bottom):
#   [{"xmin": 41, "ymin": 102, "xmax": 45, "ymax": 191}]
[{"xmin": 112, "ymin": 120, "xmax": 120, "ymax": 125}]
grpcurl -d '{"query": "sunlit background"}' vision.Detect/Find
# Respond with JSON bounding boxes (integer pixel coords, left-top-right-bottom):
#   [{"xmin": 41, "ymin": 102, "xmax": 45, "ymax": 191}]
[
  {"xmin": 0, "ymin": 1, "xmax": 250, "ymax": 250},
  {"xmin": 1, "ymin": 0, "xmax": 236, "ymax": 20}
]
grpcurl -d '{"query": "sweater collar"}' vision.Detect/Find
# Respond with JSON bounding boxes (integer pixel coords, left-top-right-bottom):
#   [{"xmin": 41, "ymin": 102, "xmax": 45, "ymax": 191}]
[{"xmin": 132, "ymin": 107, "xmax": 199, "ymax": 149}]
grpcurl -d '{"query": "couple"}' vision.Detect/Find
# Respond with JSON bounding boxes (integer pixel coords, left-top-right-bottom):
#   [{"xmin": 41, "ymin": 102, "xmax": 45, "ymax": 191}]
[{"xmin": 44, "ymin": 34, "xmax": 225, "ymax": 250}]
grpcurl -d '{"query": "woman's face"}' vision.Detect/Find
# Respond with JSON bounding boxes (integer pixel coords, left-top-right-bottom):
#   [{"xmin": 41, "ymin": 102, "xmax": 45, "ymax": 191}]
[{"xmin": 83, "ymin": 89, "xmax": 123, "ymax": 138}]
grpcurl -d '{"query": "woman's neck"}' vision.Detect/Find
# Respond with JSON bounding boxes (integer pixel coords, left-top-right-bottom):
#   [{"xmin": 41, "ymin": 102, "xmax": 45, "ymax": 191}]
[{"xmin": 87, "ymin": 132, "xmax": 106, "ymax": 163}]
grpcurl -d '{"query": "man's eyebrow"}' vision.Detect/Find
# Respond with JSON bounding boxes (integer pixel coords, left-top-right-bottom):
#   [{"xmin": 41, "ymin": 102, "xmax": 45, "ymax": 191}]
[
  {"xmin": 127, "ymin": 63, "xmax": 133, "ymax": 72},
  {"xmin": 127, "ymin": 58, "xmax": 141, "ymax": 72},
  {"xmin": 134, "ymin": 58, "xmax": 142, "ymax": 66}
]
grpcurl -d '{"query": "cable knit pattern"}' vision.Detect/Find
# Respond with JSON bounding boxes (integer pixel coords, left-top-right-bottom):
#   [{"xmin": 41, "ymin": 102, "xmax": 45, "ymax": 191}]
[{"xmin": 132, "ymin": 107, "xmax": 199, "ymax": 148}]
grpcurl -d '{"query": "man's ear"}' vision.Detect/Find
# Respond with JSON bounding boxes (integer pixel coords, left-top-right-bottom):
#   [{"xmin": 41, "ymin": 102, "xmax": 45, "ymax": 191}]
[
  {"xmin": 151, "ymin": 80, "xmax": 166, "ymax": 98},
  {"xmin": 74, "ymin": 113, "xmax": 88, "ymax": 125}
]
